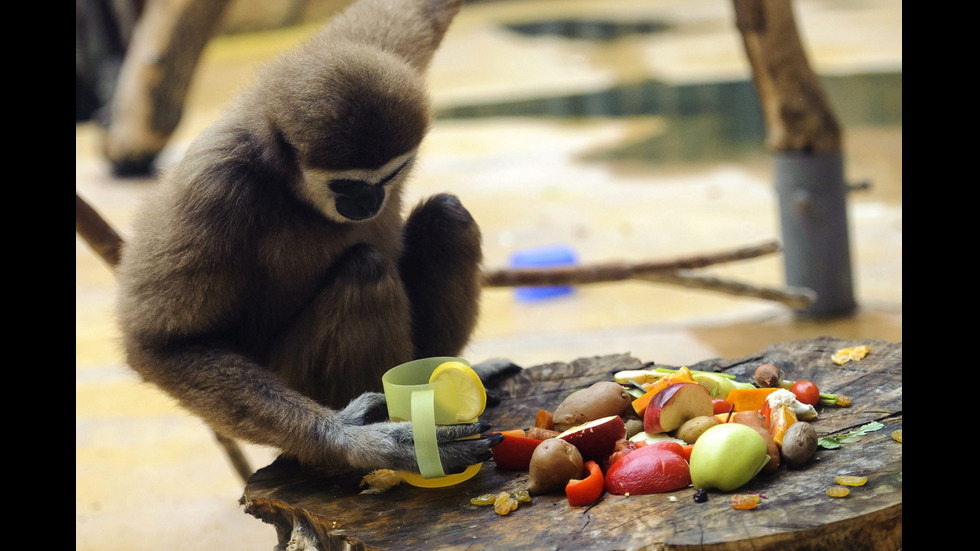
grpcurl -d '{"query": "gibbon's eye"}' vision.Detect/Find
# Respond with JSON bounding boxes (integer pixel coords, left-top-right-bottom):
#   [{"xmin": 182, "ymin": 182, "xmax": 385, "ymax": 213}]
[
  {"xmin": 328, "ymin": 179, "xmax": 364, "ymax": 197},
  {"xmin": 379, "ymin": 158, "xmax": 412, "ymax": 186}
]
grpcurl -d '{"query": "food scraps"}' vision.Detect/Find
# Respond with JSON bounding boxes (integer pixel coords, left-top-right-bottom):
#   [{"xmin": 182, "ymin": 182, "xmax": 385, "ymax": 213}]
[
  {"xmin": 832, "ymin": 345, "xmax": 871, "ymax": 365},
  {"xmin": 391, "ymin": 354, "xmax": 875, "ymax": 516},
  {"xmin": 359, "ymin": 469, "xmax": 404, "ymax": 494}
]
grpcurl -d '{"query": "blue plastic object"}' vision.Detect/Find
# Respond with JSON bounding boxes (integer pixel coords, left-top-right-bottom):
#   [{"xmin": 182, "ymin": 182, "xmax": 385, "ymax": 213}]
[{"xmin": 509, "ymin": 244, "xmax": 578, "ymax": 302}]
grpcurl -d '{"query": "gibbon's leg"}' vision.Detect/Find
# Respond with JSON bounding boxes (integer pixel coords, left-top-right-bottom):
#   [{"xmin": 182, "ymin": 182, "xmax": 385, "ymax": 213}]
[
  {"xmin": 400, "ymin": 193, "xmax": 483, "ymax": 359},
  {"xmin": 269, "ymin": 243, "xmax": 415, "ymax": 409}
]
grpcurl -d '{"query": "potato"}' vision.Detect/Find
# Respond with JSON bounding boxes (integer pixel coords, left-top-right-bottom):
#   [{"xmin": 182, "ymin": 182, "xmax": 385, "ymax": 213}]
[
  {"xmin": 527, "ymin": 438, "xmax": 584, "ymax": 495},
  {"xmin": 674, "ymin": 415, "xmax": 720, "ymax": 444},
  {"xmin": 781, "ymin": 421, "xmax": 817, "ymax": 467},
  {"xmin": 553, "ymin": 381, "xmax": 632, "ymax": 432},
  {"xmin": 624, "ymin": 417, "xmax": 645, "ymax": 439},
  {"xmin": 731, "ymin": 411, "xmax": 780, "ymax": 474}
]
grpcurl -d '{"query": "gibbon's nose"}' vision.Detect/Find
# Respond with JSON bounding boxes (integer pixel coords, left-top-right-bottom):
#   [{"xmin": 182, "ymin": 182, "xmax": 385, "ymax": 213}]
[{"xmin": 331, "ymin": 180, "xmax": 385, "ymax": 221}]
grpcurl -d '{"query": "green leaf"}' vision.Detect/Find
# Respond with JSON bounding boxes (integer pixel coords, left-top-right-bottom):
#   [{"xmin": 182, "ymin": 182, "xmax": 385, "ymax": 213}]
[
  {"xmin": 817, "ymin": 421, "xmax": 886, "ymax": 449},
  {"xmin": 817, "ymin": 437, "xmax": 842, "ymax": 449}
]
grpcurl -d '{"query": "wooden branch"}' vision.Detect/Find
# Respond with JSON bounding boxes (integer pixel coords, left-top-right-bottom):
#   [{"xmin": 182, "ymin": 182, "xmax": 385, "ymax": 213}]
[
  {"xmin": 481, "ymin": 240, "xmax": 781, "ymax": 287},
  {"xmin": 75, "ymin": 192, "xmax": 124, "ymax": 268},
  {"xmin": 103, "ymin": 0, "xmax": 232, "ymax": 173},
  {"xmin": 75, "ymin": 190, "xmax": 254, "ymax": 484},
  {"xmin": 638, "ymin": 270, "xmax": 816, "ymax": 309},
  {"xmin": 732, "ymin": 0, "xmax": 841, "ymax": 154}
]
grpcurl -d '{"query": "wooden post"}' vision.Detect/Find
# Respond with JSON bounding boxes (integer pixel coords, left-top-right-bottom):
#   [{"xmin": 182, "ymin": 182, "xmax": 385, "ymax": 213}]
[
  {"xmin": 102, "ymin": 0, "xmax": 232, "ymax": 175},
  {"xmin": 733, "ymin": 0, "xmax": 856, "ymax": 317}
]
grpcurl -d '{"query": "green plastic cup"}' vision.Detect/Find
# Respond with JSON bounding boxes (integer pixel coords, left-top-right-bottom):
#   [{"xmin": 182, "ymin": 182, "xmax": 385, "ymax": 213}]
[{"xmin": 382, "ymin": 357, "xmax": 486, "ymax": 487}]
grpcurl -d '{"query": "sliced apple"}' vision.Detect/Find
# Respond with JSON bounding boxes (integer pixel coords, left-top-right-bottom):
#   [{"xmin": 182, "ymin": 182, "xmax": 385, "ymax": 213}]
[
  {"xmin": 629, "ymin": 431, "xmax": 687, "ymax": 446},
  {"xmin": 692, "ymin": 372, "xmax": 736, "ymax": 400},
  {"xmin": 613, "ymin": 369, "xmax": 665, "ymax": 386},
  {"xmin": 643, "ymin": 382, "xmax": 714, "ymax": 434},
  {"xmin": 557, "ymin": 415, "xmax": 627, "ymax": 462}
]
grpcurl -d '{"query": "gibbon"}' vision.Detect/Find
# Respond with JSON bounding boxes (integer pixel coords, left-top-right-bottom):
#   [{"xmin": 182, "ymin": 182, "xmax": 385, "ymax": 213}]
[{"xmin": 116, "ymin": 0, "xmax": 504, "ymax": 475}]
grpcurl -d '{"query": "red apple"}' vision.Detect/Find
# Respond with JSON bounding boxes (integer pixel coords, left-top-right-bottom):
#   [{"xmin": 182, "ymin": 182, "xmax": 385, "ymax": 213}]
[
  {"xmin": 604, "ymin": 442, "xmax": 691, "ymax": 495},
  {"xmin": 557, "ymin": 415, "xmax": 627, "ymax": 462},
  {"xmin": 643, "ymin": 382, "xmax": 714, "ymax": 434}
]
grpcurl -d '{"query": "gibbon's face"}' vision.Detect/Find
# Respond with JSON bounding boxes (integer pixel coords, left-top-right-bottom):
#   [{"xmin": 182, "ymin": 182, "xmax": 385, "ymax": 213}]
[
  {"xmin": 272, "ymin": 46, "xmax": 432, "ymax": 224},
  {"xmin": 298, "ymin": 150, "xmax": 416, "ymax": 223}
]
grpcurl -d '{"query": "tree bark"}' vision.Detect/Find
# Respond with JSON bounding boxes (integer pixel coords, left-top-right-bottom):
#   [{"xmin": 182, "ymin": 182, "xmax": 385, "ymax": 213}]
[{"xmin": 732, "ymin": 0, "xmax": 841, "ymax": 154}]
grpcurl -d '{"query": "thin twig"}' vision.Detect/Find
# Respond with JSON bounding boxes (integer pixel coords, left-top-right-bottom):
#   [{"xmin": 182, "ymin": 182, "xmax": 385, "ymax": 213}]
[
  {"xmin": 481, "ymin": 241, "xmax": 781, "ymax": 287},
  {"xmin": 639, "ymin": 270, "xmax": 816, "ymax": 309},
  {"xmin": 75, "ymin": 192, "xmax": 124, "ymax": 268}
]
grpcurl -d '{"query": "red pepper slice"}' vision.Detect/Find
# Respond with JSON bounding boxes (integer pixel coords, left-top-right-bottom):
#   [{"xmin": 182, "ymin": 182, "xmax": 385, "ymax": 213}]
[
  {"xmin": 566, "ymin": 461, "xmax": 604, "ymax": 506},
  {"xmin": 490, "ymin": 432, "xmax": 543, "ymax": 471}
]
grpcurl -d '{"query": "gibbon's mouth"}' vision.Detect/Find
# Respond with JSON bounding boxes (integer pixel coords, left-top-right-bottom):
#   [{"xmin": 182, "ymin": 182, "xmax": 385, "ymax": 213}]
[{"xmin": 333, "ymin": 184, "xmax": 385, "ymax": 220}]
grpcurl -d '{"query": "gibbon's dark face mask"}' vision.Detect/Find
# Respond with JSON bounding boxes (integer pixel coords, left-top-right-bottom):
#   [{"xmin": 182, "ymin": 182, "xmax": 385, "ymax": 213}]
[
  {"xmin": 326, "ymin": 156, "xmax": 411, "ymax": 221},
  {"xmin": 329, "ymin": 179, "xmax": 385, "ymax": 221}
]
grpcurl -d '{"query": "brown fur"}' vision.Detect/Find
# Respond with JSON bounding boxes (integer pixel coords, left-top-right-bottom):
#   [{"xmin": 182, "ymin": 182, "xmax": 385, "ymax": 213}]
[{"xmin": 115, "ymin": 0, "xmax": 500, "ymax": 474}]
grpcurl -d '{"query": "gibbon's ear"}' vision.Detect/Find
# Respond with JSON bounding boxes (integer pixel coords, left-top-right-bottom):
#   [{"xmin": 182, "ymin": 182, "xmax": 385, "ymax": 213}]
[{"xmin": 318, "ymin": 0, "xmax": 463, "ymax": 73}]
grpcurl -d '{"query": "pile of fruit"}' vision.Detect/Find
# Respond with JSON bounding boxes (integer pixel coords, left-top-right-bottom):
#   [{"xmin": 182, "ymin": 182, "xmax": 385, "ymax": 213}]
[{"xmin": 486, "ymin": 363, "xmax": 853, "ymax": 510}]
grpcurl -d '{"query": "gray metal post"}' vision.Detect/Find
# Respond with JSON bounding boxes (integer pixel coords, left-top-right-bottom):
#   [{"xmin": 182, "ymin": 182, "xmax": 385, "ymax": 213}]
[{"xmin": 774, "ymin": 151, "xmax": 857, "ymax": 317}]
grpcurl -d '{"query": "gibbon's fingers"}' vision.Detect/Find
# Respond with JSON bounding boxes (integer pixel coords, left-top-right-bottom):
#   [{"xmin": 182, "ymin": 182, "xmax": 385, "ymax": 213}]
[
  {"xmin": 438, "ymin": 432, "xmax": 504, "ymax": 475},
  {"xmin": 434, "ymin": 422, "xmax": 493, "ymax": 443}
]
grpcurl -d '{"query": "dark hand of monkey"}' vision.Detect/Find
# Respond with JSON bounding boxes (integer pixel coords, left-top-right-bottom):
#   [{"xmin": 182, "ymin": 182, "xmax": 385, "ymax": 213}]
[{"xmin": 331, "ymin": 392, "xmax": 502, "ymax": 474}]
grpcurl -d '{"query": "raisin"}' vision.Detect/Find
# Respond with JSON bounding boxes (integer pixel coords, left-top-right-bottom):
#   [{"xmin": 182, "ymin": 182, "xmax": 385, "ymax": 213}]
[
  {"xmin": 730, "ymin": 494, "xmax": 761, "ymax": 510},
  {"xmin": 693, "ymin": 489, "xmax": 708, "ymax": 503},
  {"xmin": 514, "ymin": 489, "xmax": 531, "ymax": 503},
  {"xmin": 493, "ymin": 492, "xmax": 518, "ymax": 515},
  {"xmin": 470, "ymin": 493, "xmax": 497, "ymax": 506},
  {"xmin": 891, "ymin": 429, "xmax": 902, "ymax": 443},
  {"xmin": 826, "ymin": 486, "xmax": 849, "ymax": 498},
  {"xmin": 835, "ymin": 475, "xmax": 868, "ymax": 486}
]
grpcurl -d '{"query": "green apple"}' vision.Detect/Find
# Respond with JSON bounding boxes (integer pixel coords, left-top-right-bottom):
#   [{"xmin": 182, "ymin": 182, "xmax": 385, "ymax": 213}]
[
  {"xmin": 689, "ymin": 423, "xmax": 770, "ymax": 491},
  {"xmin": 693, "ymin": 372, "xmax": 736, "ymax": 400}
]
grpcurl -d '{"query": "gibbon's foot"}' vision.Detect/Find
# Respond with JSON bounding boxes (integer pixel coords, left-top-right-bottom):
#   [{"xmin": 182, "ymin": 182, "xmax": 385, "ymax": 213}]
[
  {"xmin": 472, "ymin": 358, "xmax": 523, "ymax": 407},
  {"xmin": 403, "ymin": 193, "xmax": 480, "ymax": 254},
  {"xmin": 472, "ymin": 358, "xmax": 523, "ymax": 385}
]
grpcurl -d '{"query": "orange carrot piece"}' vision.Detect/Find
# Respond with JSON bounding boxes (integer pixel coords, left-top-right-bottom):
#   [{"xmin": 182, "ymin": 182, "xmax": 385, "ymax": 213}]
[
  {"xmin": 724, "ymin": 387, "xmax": 778, "ymax": 412},
  {"xmin": 535, "ymin": 409, "xmax": 555, "ymax": 431}
]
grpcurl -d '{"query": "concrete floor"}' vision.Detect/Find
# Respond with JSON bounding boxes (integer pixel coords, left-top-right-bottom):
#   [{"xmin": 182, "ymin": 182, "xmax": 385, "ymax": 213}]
[{"xmin": 76, "ymin": 1, "xmax": 901, "ymax": 549}]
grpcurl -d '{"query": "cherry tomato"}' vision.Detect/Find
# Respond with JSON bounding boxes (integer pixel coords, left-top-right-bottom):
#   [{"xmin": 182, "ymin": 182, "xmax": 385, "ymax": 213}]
[
  {"xmin": 712, "ymin": 398, "xmax": 732, "ymax": 415},
  {"xmin": 790, "ymin": 380, "xmax": 820, "ymax": 406}
]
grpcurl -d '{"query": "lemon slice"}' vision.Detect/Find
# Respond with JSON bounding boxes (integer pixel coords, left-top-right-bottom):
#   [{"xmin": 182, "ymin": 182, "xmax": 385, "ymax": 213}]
[{"xmin": 429, "ymin": 361, "xmax": 487, "ymax": 422}]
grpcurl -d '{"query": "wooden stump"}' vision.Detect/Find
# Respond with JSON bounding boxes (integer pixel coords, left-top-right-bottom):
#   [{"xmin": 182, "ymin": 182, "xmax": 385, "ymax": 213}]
[{"xmin": 242, "ymin": 337, "xmax": 902, "ymax": 550}]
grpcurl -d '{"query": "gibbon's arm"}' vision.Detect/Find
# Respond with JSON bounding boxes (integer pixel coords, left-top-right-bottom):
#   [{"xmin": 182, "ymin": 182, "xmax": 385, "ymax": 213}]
[{"xmin": 114, "ymin": 146, "xmax": 340, "ymax": 466}]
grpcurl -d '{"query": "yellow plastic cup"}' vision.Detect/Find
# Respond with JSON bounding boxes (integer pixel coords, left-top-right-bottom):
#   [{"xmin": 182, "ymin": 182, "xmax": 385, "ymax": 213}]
[{"xmin": 382, "ymin": 357, "xmax": 486, "ymax": 487}]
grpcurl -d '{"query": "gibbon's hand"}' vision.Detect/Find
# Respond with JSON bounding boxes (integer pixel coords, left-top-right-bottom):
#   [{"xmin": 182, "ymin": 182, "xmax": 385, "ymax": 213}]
[{"xmin": 331, "ymin": 392, "xmax": 503, "ymax": 474}]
